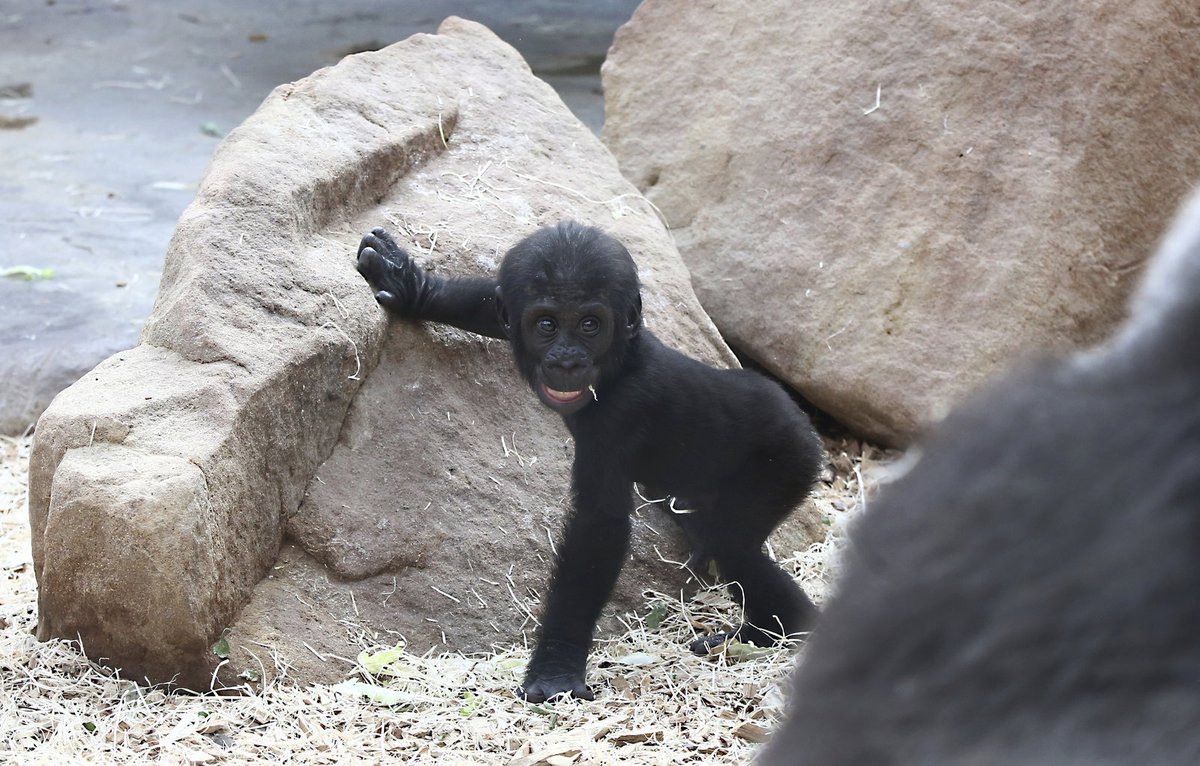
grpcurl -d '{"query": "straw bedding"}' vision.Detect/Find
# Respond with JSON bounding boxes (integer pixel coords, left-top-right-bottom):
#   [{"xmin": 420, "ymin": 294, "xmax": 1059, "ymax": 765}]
[{"xmin": 1, "ymin": 434, "xmax": 882, "ymax": 764}]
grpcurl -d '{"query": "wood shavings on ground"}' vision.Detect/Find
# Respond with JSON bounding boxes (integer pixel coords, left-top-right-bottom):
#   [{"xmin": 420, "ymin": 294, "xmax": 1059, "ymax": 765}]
[{"xmin": 0, "ymin": 434, "xmax": 885, "ymax": 764}]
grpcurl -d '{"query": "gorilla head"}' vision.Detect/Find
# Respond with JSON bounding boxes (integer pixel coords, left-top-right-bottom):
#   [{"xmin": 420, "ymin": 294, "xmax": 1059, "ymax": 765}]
[{"xmin": 496, "ymin": 222, "xmax": 643, "ymax": 414}]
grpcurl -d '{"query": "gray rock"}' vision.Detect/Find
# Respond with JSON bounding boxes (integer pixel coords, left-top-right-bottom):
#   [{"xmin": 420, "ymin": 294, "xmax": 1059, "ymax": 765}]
[
  {"xmin": 28, "ymin": 18, "xmax": 817, "ymax": 688},
  {"xmin": 602, "ymin": 0, "xmax": 1200, "ymax": 445}
]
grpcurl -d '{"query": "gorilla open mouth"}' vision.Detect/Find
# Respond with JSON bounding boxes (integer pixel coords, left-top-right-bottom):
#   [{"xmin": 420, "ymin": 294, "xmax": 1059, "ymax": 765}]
[{"xmin": 542, "ymin": 384, "xmax": 588, "ymax": 405}]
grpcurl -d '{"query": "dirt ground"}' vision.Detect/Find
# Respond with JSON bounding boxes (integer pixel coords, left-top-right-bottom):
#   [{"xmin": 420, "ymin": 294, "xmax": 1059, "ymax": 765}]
[{"xmin": 0, "ymin": 433, "xmax": 890, "ymax": 764}]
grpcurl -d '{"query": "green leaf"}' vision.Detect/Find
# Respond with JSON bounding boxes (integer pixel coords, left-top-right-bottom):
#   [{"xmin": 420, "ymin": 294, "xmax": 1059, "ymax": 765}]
[
  {"xmin": 211, "ymin": 637, "xmax": 231, "ymax": 659},
  {"xmin": 1, "ymin": 266, "xmax": 54, "ymax": 281},
  {"xmin": 82, "ymin": 721, "xmax": 97, "ymax": 733},
  {"xmin": 645, "ymin": 601, "xmax": 668, "ymax": 630},
  {"xmin": 238, "ymin": 668, "xmax": 261, "ymax": 682},
  {"xmin": 333, "ymin": 680, "xmax": 423, "ymax": 708},
  {"xmin": 357, "ymin": 645, "xmax": 409, "ymax": 675},
  {"xmin": 724, "ymin": 641, "xmax": 775, "ymax": 663},
  {"xmin": 458, "ymin": 691, "xmax": 481, "ymax": 717},
  {"xmin": 526, "ymin": 703, "xmax": 563, "ymax": 727}
]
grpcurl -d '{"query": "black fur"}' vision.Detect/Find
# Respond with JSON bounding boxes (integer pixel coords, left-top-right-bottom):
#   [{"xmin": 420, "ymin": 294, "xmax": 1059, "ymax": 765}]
[
  {"xmin": 357, "ymin": 221, "xmax": 822, "ymax": 702},
  {"xmin": 759, "ymin": 191, "xmax": 1200, "ymax": 765}
]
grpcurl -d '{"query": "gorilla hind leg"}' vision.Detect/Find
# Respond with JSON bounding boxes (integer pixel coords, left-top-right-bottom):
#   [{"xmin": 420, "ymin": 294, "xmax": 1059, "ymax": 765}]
[
  {"xmin": 689, "ymin": 547, "xmax": 817, "ymax": 653},
  {"xmin": 687, "ymin": 481, "xmax": 818, "ymax": 654}
]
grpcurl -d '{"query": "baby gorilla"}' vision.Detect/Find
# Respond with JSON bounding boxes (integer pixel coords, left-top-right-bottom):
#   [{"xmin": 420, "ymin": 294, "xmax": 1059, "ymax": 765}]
[{"xmin": 357, "ymin": 221, "xmax": 821, "ymax": 702}]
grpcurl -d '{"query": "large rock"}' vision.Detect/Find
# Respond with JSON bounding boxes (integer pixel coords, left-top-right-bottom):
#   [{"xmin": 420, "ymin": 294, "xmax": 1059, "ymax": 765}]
[
  {"xmin": 29, "ymin": 18, "xmax": 817, "ymax": 687},
  {"xmin": 602, "ymin": 0, "xmax": 1200, "ymax": 445}
]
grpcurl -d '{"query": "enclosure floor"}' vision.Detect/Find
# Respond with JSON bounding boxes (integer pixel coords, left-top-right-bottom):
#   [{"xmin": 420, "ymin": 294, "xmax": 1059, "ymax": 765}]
[{"xmin": 0, "ymin": 434, "xmax": 884, "ymax": 764}]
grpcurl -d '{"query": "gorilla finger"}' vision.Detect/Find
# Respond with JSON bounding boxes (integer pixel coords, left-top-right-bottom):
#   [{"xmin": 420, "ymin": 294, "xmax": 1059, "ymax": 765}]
[
  {"xmin": 356, "ymin": 245, "xmax": 379, "ymax": 272},
  {"xmin": 352, "ymin": 250, "xmax": 386, "ymax": 286},
  {"xmin": 370, "ymin": 227, "xmax": 404, "ymax": 254},
  {"xmin": 358, "ymin": 232, "xmax": 384, "ymax": 258},
  {"xmin": 517, "ymin": 685, "xmax": 547, "ymax": 704},
  {"xmin": 358, "ymin": 233, "xmax": 390, "ymax": 261},
  {"xmin": 573, "ymin": 684, "xmax": 595, "ymax": 701},
  {"xmin": 374, "ymin": 290, "xmax": 397, "ymax": 306}
]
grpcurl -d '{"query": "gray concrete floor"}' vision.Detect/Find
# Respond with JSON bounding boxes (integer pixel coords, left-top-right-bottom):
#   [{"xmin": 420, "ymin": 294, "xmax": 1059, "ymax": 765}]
[{"xmin": 0, "ymin": 0, "xmax": 638, "ymax": 434}]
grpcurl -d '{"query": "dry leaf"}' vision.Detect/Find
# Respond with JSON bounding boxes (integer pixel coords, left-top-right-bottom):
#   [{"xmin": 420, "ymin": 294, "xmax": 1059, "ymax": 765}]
[{"xmin": 734, "ymin": 722, "xmax": 771, "ymax": 743}]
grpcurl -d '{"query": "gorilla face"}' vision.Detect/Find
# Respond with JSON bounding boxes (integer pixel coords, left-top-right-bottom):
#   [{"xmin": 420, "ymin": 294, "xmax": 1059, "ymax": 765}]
[
  {"xmin": 517, "ymin": 298, "xmax": 614, "ymax": 415},
  {"xmin": 496, "ymin": 222, "xmax": 642, "ymax": 417}
]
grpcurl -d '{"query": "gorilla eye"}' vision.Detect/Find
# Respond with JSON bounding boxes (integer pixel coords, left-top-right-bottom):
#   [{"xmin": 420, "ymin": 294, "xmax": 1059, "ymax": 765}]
[
  {"xmin": 580, "ymin": 317, "xmax": 600, "ymax": 335},
  {"xmin": 536, "ymin": 317, "xmax": 557, "ymax": 335}
]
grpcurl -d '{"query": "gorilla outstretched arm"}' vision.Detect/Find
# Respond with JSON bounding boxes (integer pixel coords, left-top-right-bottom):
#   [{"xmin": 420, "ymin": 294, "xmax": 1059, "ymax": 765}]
[
  {"xmin": 357, "ymin": 228, "xmax": 507, "ymax": 340},
  {"xmin": 357, "ymin": 222, "xmax": 822, "ymax": 703}
]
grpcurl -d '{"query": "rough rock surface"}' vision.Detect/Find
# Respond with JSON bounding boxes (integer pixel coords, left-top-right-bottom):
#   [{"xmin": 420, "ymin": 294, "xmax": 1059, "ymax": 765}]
[
  {"xmin": 0, "ymin": 0, "xmax": 639, "ymax": 437},
  {"xmin": 602, "ymin": 0, "xmax": 1200, "ymax": 445},
  {"xmin": 28, "ymin": 18, "xmax": 819, "ymax": 687}
]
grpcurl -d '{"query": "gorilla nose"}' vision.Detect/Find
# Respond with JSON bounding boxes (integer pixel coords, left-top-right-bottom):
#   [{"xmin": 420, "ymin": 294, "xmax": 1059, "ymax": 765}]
[{"xmin": 551, "ymin": 357, "xmax": 583, "ymax": 373}]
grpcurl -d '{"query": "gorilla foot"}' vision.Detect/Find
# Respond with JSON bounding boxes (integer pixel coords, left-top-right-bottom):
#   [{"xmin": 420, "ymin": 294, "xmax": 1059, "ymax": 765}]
[
  {"xmin": 518, "ymin": 672, "xmax": 594, "ymax": 703},
  {"xmin": 689, "ymin": 623, "xmax": 797, "ymax": 655},
  {"xmin": 520, "ymin": 638, "xmax": 594, "ymax": 703},
  {"xmin": 689, "ymin": 631, "xmax": 736, "ymax": 655}
]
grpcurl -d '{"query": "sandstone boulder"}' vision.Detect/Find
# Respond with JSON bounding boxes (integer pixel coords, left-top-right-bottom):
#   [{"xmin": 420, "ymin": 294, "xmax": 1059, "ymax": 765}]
[
  {"xmin": 29, "ymin": 18, "xmax": 818, "ymax": 688},
  {"xmin": 602, "ymin": 0, "xmax": 1200, "ymax": 444}
]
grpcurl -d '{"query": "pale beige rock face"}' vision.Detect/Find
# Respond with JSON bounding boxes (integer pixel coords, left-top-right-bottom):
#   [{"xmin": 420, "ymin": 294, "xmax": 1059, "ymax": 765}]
[
  {"xmin": 603, "ymin": 0, "xmax": 1200, "ymax": 444},
  {"xmin": 28, "ymin": 18, "xmax": 819, "ymax": 687}
]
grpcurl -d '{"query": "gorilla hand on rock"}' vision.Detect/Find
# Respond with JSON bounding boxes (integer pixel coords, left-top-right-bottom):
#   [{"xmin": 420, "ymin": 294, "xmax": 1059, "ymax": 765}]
[{"xmin": 356, "ymin": 228, "xmax": 439, "ymax": 316}]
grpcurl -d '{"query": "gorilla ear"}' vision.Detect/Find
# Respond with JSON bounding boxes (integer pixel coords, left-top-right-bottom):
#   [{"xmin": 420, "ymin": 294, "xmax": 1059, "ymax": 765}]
[
  {"xmin": 495, "ymin": 285, "xmax": 511, "ymax": 339},
  {"xmin": 625, "ymin": 294, "xmax": 643, "ymax": 339}
]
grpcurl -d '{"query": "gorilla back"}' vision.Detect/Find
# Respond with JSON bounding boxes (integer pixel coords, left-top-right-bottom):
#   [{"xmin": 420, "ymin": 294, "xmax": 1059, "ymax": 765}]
[
  {"xmin": 759, "ymin": 190, "xmax": 1200, "ymax": 765},
  {"xmin": 357, "ymin": 221, "xmax": 822, "ymax": 703}
]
